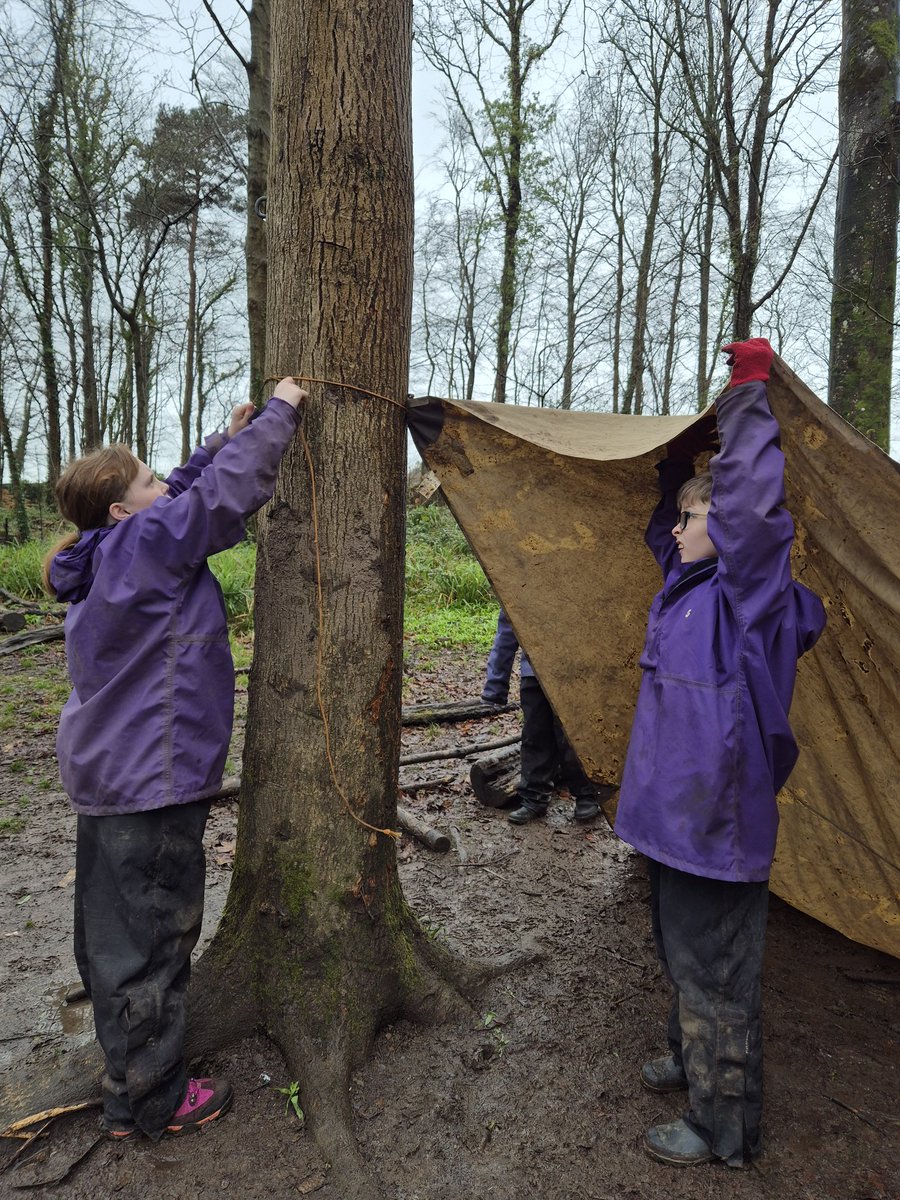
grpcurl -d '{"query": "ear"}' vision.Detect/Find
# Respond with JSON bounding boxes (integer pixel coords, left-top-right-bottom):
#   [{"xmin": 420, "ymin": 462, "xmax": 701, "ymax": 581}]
[{"xmin": 108, "ymin": 502, "xmax": 131, "ymax": 523}]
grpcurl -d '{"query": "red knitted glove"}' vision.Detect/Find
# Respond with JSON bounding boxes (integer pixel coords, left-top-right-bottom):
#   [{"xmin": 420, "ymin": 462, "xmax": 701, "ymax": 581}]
[{"xmin": 722, "ymin": 337, "xmax": 773, "ymax": 387}]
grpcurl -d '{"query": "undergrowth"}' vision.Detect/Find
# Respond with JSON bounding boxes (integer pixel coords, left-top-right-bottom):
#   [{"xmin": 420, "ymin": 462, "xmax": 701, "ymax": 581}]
[{"xmin": 1, "ymin": 504, "xmax": 498, "ymax": 649}]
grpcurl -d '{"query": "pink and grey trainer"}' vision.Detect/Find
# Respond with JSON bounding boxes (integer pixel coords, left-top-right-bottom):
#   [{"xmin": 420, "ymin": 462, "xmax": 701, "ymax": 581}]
[{"xmin": 165, "ymin": 1077, "xmax": 233, "ymax": 1135}]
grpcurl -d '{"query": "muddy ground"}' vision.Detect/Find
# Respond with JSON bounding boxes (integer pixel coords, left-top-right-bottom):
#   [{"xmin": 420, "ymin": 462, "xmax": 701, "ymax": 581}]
[{"xmin": 0, "ymin": 639, "xmax": 898, "ymax": 1199}]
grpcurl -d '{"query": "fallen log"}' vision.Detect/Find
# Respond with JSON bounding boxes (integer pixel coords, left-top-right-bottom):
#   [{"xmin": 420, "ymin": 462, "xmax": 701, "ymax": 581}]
[
  {"xmin": 401, "ymin": 699, "xmax": 516, "ymax": 725},
  {"xmin": 396, "ymin": 804, "xmax": 451, "ymax": 852},
  {"xmin": 470, "ymin": 743, "xmax": 521, "ymax": 808},
  {"xmin": 229, "ymin": 682, "xmax": 516, "ymax": 728},
  {"xmin": 399, "ymin": 734, "xmax": 520, "ymax": 767},
  {"xmin": 0, "ymin": 626, "xmax": 65, "ymax": 656},
  {"xmin": 0, "ymin": 588, "xmax": 66, "ymax": 617}
]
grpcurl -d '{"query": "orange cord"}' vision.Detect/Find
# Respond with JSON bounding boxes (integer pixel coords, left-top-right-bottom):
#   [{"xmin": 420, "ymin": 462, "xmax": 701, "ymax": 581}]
[
  {"xmin": 261, "ymin": 374, "xmax": 408, "ymax": 410},
  {"xmin": 260, "ymin": 373, "xmax": 404, "ymax": 842}
]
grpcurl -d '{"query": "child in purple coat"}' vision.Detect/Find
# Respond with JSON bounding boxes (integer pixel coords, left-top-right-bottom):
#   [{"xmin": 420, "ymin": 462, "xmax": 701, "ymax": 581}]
[
  {"xmin": 45, "ymin": 378, "xmax": 306, "ymax": 1140},
  {"xmin": 614, "ymin": 340, "xmax": 825, "ymax": 1168}
]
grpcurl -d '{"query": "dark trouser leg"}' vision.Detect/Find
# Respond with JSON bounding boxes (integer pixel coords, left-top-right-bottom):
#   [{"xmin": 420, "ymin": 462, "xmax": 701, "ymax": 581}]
[
  {"xmin": 647, "ymin": 859, "xmax": 683, "ymax": 1064},
  {"xmin": 517, "ymin": 677, "xmax": 557, "ymax": 811},
  {"xmin": 653, "ymin": 860, "xmax": 768, "ymax": 1165},
  {"xmin": 553, "ymin": 722, "xmax": 597, "ymax": 801},
  {"xmin": 74, "ymin": 802, "xmax": 210, "ymax": 1139}
]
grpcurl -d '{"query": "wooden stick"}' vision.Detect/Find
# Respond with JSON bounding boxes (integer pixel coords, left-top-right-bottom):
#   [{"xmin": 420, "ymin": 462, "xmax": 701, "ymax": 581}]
[
  {"xmin": 0, "ymin": 1099, "xmax": 100, "ymax": 1139},
  {"xmin": 0, "ymin": 1119, "xmax": 54, "ymax": 1171},
  {"xmin": 396, "ymin": 805, "xmax": 451, "ymax": 852},
  {"xmin": 401, "ymin": 699, "xmax": 516, "ymax": 725},
  {"xmin": 399, "ymin": 734, "xmax": 520, "ymax": 767}
]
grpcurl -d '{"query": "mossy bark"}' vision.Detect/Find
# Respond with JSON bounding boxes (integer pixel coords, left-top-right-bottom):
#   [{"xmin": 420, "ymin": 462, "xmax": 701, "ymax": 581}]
[
  {"xmin": 196, "ymin": 2, "xmax": 466, "ymax": 1192},
  {"xmin": 829, "ymin": 0, "xmax": 899, "ymax": 452},
  {"xmin": 245, "ymin": 0, "xmax": 269, "ymax": 407}
]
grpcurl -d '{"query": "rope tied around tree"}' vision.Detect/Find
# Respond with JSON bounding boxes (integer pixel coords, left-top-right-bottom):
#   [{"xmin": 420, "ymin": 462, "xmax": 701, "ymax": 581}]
[{"xmin": 258, "ymin": 374, "xmax": 409, "ymax": 843}]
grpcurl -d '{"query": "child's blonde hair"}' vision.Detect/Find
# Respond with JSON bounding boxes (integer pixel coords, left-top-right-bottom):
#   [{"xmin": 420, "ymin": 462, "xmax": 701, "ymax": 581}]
[
  {"xmin": 43, "ymin": 445, "xmax": 140, "ymax": 596},
  {"xmin": 677, "ymin": 471, "xmax": 712, "ymax": 511}
]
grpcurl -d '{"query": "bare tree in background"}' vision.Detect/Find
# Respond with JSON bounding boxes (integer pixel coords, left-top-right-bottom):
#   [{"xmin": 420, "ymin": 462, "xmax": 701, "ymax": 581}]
[
  {"xmin": 412, "ymin": 115, "xmax": 495, "ymax": 399},
  {"xmin": 668, "ymin": 0, "xmax": 839, "ymax": 340},
  {"xmin": 416, "ymin": 0, "xmax": 571, "ymax": 403},
  {"xmin": 528, "ymin": 77, "xmax": 614, "ymax": 409},
  {"xmin": 198, "ymin": 0, "xmax": 271, "ymax": 407}
]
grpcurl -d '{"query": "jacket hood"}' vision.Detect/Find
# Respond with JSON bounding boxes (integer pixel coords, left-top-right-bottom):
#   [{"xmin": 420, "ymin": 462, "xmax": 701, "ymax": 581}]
[
  {"xmin": 795, "ymin": 581, "xmax": 827, "ymax": 655},
  {"xmin": 50, "ymin": 527, "xmax": 115, "ymax": 603}
]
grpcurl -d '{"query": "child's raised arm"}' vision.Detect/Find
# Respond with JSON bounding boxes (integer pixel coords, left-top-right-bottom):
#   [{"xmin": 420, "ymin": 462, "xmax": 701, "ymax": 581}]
[
  {"xmin": 123, "ymin": 386, "xmax": 306, "ymax": 577},
  {"xmin": 708, "ymin": 338, "xmax": 795, "ymax": 624},
  {"xmin": 165, "ymin": 384, "xmax": 306, "ymax": 498}
]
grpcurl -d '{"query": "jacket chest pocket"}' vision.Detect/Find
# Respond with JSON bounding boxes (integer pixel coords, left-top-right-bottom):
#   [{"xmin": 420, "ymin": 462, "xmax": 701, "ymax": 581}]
[{"xmin": 655, "ymin": 599, "xmax": 721, "ymax": 685}]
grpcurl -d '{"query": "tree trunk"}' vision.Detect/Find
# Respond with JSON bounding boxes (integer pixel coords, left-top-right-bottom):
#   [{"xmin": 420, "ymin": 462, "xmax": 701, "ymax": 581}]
[
  {"xmin": 35, "ymin": 101, "xmax": 63, "ymax": 490},
  {"xmin": 78, "ymin": 221, "xmax": 101, "ymax": 452},
  {"xmin": 132, "ymin": 312, "xmax": 151, "ymax": 463},
  {"xmin": 493, "ymin": 32, "xmax": 524, "ymax": 406},
  {"xmin": 245, "ymin": 0, "xmax": 270, "ymax": 405},
  {"xmin": 181, "ymin": 206, "xmax": 199, "ymax": 462},
  {"xmin": 829, "ymin": 0, "xmax": 899, "ymax": 451},
  {"xmin": 192, "ymin": 1, "xmax": 468, "ymax": 1191},
  {"xmin": 0, "ymin": 384, "xmax": 30, "ymax": 542}
]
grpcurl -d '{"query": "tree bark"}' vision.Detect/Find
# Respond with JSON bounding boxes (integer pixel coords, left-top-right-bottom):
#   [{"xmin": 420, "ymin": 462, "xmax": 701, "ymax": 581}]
[
  {"xmin": 829, "ymin": 0, "xmax": 899, "ymax": 451},
  {"xmin": 192, "ymin": 2, "xmax": 469, "ymax": 1192},
  {"xmin": 180, "ymin": 207, "xmax": 199, "ymax": 462},
  {"xmin": 245, "ymin": 0, "xmax": 270, "ymax": 405}
]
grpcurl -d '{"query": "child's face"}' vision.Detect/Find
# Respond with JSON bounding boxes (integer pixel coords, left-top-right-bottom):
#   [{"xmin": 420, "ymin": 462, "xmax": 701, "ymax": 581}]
[
  {"xmin": 111, "ymin": 461, "xmax": 169, "ymax": 521},
  {"xmin": 671, "ymin": 503, "xmax": 716, "ymax": 563}
]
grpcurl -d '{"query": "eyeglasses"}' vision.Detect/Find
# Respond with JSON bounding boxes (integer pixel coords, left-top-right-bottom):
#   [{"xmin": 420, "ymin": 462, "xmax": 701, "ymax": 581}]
[{"xmin": 678, "ymin": 510, "xmax": 709, "ymax": 532}]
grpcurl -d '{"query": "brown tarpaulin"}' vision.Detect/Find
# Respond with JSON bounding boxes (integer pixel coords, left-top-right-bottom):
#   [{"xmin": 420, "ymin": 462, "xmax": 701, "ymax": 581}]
[{"xmin": 409, "ymin": 357, "xmax": 900, "ymax": 960}]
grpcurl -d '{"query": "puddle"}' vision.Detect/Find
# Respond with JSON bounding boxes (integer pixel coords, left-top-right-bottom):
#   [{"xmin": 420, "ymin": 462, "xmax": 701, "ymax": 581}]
[{"xmin": 35, "ymin": 984, "xmax": 95, "ymax": 1043}]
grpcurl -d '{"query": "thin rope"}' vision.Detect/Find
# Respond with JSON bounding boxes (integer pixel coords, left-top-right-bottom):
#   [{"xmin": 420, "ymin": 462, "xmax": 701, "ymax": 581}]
[
  {"xmin": 261, "ymin": 374, "xmax": 408, "ymax": 410},
  {"xmin": 259, "ymin": 376, "xmax": 403, "ymax": 842}
]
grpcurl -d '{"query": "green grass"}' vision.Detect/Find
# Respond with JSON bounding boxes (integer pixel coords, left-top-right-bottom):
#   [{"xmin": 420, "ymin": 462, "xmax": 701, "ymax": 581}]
[
  {"xmin": 404, "ymin": 603, "xmax": 498, "ymax": 650},
  {"xmin": 404, "ymin": 505, "xmax": 497, "ymax": 648},
  {"xmin": 209, "ymin": 541, "xmax": 256, "ymax": 629},
  {"xmin": 0, "ymin": 539, "xmax": 53, "ymax": 600},
  {"xmin": 1, "ymin": 503, "xmax": 496, "ymax": 650}
]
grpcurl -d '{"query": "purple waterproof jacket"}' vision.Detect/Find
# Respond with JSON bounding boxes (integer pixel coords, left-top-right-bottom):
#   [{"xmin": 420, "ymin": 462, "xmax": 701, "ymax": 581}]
[
  {"xmin": 50, "ymin": 397, "xmax": 301, "ymax": 816},
  {"xmin": 614, "ymin": 380, "xmax": 826, "ymax": 883}
]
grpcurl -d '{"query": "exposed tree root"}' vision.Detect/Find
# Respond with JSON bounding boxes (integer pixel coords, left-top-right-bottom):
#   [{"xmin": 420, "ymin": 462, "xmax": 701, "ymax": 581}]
[
  {"xmin": 404, "ymin": 924, "xmax": 544, "ymax": 1022},
  {"xmin": 0, "ymin": 888, "xmax": 541, "ymax": 1194},
  {"xmin": 271, "ymin": 1026, "xmax": 389, "ymax": 1200},
  {"xmin": 0, "ymin": 951, "xmax": 258, "ymax": 1135},
  {"xmin": 0, "ymin": 1045, "xmax": 104, "ymax": 1133}
]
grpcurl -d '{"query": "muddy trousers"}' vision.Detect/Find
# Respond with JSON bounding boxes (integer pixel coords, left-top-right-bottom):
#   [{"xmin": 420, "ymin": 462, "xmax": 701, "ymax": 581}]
[
  {"xmin": 518, "ymin": 676, "xmax": 597, "ymax": 811},
  {"xmin": 648, "ymin": 858, "xmax": 768, "ymax": 1166},
  {"xmin": 74, "ymin": 802, "xmax": 210, "ymax": 1139}
]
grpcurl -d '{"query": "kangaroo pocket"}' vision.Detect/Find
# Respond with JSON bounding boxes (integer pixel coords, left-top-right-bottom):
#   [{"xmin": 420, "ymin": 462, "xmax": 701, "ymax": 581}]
[
  {"xmin": 169, "ymin": 637, "xmax": 234, "ymax": 795},
  {"xmin": 620, "ymin": 671, "xmax": 742, "ymax": 875}
]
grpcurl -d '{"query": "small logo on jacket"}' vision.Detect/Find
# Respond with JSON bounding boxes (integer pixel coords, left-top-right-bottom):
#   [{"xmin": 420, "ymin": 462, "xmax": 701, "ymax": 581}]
[{"xmin": 684, "ymin": 608, "xmax": 692, "ymax": 618}]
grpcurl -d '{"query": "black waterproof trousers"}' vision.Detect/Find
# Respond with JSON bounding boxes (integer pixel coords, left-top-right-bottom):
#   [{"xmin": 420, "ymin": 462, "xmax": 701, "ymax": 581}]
[
  {"xmin": 74, "ymin": 801, "xmax": 210, "ymax": 1139},
  {"xmin": 648, "ymin": 858, "xmax": 768, "ymax": 1166},
  {"xmin": 517, "ymin": 676, "xmax": 598, "ymax": 811}
]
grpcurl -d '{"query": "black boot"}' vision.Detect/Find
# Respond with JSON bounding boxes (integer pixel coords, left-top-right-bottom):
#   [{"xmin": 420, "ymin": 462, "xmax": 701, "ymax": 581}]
[
  {"xmin": 573, "ymin": 795, "xmax": 599, "ymax": 822},
  {"xmin": 508, "ymin": 801, "xmax": 547, "ymax": 825}
]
